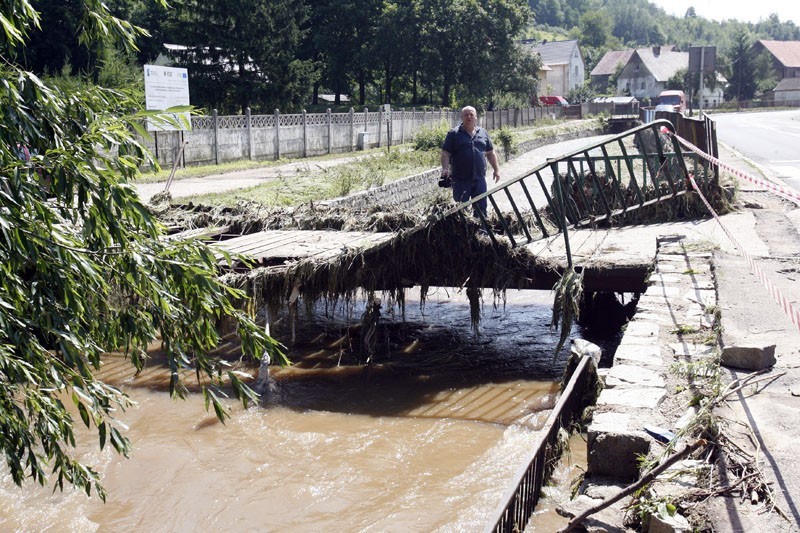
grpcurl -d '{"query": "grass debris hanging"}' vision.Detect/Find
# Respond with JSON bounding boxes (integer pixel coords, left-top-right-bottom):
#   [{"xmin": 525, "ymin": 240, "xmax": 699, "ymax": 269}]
[{"xmin": 551, "ymin": 266, "xmax": 584, "ymax": 360}]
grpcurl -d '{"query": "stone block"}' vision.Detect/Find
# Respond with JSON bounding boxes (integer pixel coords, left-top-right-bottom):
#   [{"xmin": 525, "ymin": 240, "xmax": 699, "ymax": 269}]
[
  {"xmin": 625, "ymin": 321, "xmax": 660, "ymax": 338},
  {"xmin": 558, "ymin": 494, "xmax": 629, "ymax": 533},
  {"xmin": 615, "ymin": 343, "xmax": 661, "ymax": 360},
  {"xmin": 597, "ymin": 387, "xmax": 666, "ymax": 409},
  {"xmin": 605, "ymin": 364, "xmax": 665, "ymax": 388},
  {"xmin": 683, "ymin": 288, "xmax": 716, "ymax": 308},
  {"xmin": 669, "ymin": 342, "xmax": 715, "ymax": 358},
  {"xmin": 648, "ymin": 511, "xmax": 692, "ymax": 533},
  {"xmin": 721, "ymin": 344, "xmax": 776, "ymax": 370},
  {"xmin": 648, "ymin": 273, "xmax": 681, "ymax": 285},
  {"xmin": 587, "ymin": 429, "xmax": 650, "ymax": 480},
  {"xmin": 645, "ymin": 285, "xmax": 683, "ymax": 298}
]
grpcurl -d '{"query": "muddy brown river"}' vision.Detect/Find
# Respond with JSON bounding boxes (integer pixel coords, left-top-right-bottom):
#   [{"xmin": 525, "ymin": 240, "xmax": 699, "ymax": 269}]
[{"xmin": 0, "ymin": 287, "xmax": 614, "ymax": 531}]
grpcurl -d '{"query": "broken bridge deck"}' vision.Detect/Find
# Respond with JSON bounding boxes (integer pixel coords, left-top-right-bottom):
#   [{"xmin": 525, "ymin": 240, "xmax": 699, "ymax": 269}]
[
  {"xmin": 212, "ymin": 229, "xmax": 394, "ymax": 267},
  {"xmin": 209, "ymin": 225, "xmax": 659, "ymax": 293}
]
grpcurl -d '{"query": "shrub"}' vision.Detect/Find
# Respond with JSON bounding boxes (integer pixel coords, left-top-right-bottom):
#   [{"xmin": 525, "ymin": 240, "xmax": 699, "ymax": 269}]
[
  {"xmin": 494, "ymin": 127, "xmax": 517, "ymax": 161},
  {"xmin": 413, "ymin": 120, "xmax": 451, "ymax": 151}
]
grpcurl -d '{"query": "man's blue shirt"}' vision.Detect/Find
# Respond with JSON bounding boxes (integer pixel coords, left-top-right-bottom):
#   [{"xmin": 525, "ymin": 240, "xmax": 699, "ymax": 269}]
[{"xmin": 441, "ymin": 125, "xmax": 494, "ymax": 182}]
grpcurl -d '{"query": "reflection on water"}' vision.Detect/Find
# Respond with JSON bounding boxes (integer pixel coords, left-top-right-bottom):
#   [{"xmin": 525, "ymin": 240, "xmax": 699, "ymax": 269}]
[{"xmin": 0, "ymin": 288, "xmax": 609, "ymax": 532}]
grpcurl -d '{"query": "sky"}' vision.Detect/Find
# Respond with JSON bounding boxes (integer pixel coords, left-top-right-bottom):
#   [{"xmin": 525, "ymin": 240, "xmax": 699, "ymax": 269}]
[{"xmin": 649, "ymin": 0, "xmax": 800, "ymax": 26}]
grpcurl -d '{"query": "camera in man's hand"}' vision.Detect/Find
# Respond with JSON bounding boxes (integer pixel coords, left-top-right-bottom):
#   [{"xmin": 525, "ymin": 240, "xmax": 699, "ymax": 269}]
[{"xmin": 438, "ymin": 172, "xmax": 451, "ymax": 188}]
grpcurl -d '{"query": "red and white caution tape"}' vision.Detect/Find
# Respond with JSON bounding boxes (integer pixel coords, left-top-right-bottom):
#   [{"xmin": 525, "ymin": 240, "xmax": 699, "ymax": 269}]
[
  {"xmin": 686, "ymin": 172, "xmax": 800, "ymax": 333},
  {"xmin": 673, "ymin": 134, "xmax": 800, "ymax": 206}
]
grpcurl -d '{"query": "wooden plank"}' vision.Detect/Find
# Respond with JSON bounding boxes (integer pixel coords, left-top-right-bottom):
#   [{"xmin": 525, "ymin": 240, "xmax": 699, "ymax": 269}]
[
  {"xmin": 212, "ymin": 229, "xmax": 394, "ymax": 263},
  {"xmin": 164, "ymin": 225, "xmax": 230, "ymax": 242}
]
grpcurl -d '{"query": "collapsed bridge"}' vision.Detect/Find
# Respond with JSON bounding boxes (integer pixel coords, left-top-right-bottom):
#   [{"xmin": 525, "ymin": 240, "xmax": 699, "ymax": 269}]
[{"xmin": 194, "ymin": 119, "xmax": 722, "ymax": 308}]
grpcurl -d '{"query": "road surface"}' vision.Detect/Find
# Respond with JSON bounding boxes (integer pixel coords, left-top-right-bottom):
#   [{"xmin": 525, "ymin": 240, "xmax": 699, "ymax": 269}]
[{"xmin": 710, "ymin": 109, "xmax": 800, "ymax": 193}]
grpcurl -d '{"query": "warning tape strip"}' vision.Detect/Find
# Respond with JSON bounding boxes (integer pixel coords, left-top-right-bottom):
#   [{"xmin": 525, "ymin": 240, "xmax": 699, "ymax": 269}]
[
  {"xmin": 686, "ymin": 171, "xmax": 800, "ymax": 333},
  {"xmin": 673, "ymin": 134, "xmax": 800, "ymax": 205}
]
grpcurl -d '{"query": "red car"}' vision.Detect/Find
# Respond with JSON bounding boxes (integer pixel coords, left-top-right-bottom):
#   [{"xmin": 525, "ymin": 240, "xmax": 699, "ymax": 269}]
[{"xmin": 539, "ymin": 95, "xmax": 569, "ymax": 106}]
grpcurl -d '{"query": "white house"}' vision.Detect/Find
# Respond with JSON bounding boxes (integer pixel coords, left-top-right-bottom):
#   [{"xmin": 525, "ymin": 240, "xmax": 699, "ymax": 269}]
[
  {"xmin": 616, "ymin": 46, "xmax": 687, "ymax": 101},
  {"xmin": 521, "ymin": 39, "xmax": 585, "ymax": 97}
]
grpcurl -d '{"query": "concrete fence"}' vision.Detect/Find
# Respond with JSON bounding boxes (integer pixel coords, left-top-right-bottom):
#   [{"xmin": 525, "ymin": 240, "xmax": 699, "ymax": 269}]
[{"xmin": 143, "ymin": 105, "xmax": 566, "ymax": 168}]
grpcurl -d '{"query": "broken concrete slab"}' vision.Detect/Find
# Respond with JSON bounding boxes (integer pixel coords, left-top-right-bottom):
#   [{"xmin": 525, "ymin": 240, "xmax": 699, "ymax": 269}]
[{"xmin": 720, "ymin": 343, "xmax": 776, "ymax": 370}]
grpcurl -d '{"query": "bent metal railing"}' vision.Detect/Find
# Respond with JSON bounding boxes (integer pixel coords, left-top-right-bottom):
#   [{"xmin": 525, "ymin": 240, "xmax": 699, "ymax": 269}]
[
  {"xmin": 484, "ymin": 354, "xmax": 598, "ymax": 533},
  {"xmin": 446, "ymin": 119, "xmax": 717, "ymax": 531},
  {"xmin": 445, "ymin": 119, "xmax": 716, "ymax": 261}
]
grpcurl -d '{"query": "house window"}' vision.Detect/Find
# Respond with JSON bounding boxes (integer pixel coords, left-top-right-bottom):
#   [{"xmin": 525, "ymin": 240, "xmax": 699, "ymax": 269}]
[
  {"xmin": 575, "ymin": 65, "xmax": 578, "ymax": 78},
  {"xmin": 640, "ymin": 82, "xmax": 645, "ymax": 90},
  {"xmin": 635, "ymin": 63, "xmax": 640, "ymax": 71}
]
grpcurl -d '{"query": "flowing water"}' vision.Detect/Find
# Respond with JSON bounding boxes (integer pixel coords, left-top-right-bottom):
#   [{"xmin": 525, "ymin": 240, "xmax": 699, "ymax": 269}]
[{"xmin": 0, "ymin": 287, "xmax": 616, "ymax": 532}]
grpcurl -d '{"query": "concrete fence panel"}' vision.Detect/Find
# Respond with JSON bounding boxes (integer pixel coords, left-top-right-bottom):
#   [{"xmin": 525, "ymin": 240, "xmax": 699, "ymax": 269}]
[{"xmin": 140, "ymin": 105, "xmax": 569, "ymax": 169}]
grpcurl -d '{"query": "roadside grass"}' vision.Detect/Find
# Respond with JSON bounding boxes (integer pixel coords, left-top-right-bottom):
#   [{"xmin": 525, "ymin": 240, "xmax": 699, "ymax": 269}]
[
  {"xmin": 181, "ymin": 148, "xmax": 440, "ymax": 207},
  {"xmin": 136, "ymin": 146, "xmax": 392, "ymax": 184},
  {"xmin": 154, "ymin": 118, "xmax": 595, "ymax": 207}
]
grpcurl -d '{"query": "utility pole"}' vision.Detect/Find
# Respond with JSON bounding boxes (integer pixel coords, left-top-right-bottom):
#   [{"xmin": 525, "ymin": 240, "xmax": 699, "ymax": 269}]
[{"xmin": 698, "ymin": 46, "xmax": 705, "ymax": 116}]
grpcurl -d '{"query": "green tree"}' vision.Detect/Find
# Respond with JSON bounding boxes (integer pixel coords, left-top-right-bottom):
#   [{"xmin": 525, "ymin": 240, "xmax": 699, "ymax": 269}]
[
  {"xmin": 724, "ymin": 27, "xmax": 759, "ymax": 101},
  {"xmin": 579, "ymin": 10, "xmax": 612, "ymax": 49},
  {"xmin": 374, "ymin": 1, "xmax": 418, "ymax": 104},
  {"xmin": 163, "ymin": 0, "xmax": 316, "ymax": 113},
  {"xmin": 1, "ymin": 0, "xmax": 282, "ymax": 498},
  {"xmin": 18, "ymin": 0, "xmax": 101, "ymax": 76}
]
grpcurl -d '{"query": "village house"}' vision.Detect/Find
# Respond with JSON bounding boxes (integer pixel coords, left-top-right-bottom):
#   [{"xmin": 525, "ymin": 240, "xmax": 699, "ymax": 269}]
[
  {"xmin": 589, "ymin": 49, "xmax": 634, "ymax": 92},
  {"xmin": 771, "ymin": 78, "xmax": 800, "ymax": 104},
  {"xmin": 753, "ymin": 40, "xmax": 800, "ymax": 80},
  {"xmin": 615, "ymin": 46, "xmax": 687, "ymax": 103},
  {"xmin": 521, "ymin": 39, "xmax": 585, "ymax": 100}
]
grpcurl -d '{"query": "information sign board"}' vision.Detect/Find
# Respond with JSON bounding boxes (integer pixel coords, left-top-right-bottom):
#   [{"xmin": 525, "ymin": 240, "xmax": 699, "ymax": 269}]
[{"xmin": 144, "ymin": 65, "xmax": 191, "ymax": 131}]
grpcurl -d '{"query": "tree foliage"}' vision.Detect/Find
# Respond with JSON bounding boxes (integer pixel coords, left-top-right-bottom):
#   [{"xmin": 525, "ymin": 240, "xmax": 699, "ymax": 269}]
[{"xmin": 1, "ymin": 0, "xmax": 282, "ymax": 498}]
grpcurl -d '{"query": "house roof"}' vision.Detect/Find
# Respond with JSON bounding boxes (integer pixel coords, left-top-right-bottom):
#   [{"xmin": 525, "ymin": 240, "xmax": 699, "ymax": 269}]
[
  {"xmin": 758, "ymin": 40, "xmax": 800, "ymax": 68},
  {"xmin": 522, "ymin": 39, "xmax": 581, "ymax": 66},
  {"xmin": 634, "ymin": 46, "xmax": 688, "ymax": 82},
  {"xmin": 775, "ymin": 77, "xmax": 800, "ymax": 91},
  {"xmin": 591, "ymin": 50, "xmax": 634, "ymax": 76}
]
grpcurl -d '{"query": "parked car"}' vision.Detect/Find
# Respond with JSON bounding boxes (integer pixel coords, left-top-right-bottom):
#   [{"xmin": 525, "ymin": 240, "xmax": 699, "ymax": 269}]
[
  {"xmin": 539, "ymin": 95, "xmax": 569, "ymax": 107},
  {"xmin": 656, "ymin": 90, "xmax": 686, "ymax": 113},
  {"xmin": 654, "ymin": 103, "xmax": 676, "ymax": 112}
]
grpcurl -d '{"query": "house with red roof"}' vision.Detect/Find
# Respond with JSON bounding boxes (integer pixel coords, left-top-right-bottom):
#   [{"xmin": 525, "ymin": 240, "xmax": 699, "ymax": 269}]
[{"xmin": 753, "ymin": 40, "xmax": 800, "ymax": 80}]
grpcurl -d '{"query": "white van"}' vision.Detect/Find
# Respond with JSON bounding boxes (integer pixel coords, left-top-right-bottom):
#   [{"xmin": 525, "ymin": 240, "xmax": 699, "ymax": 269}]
[{"xmin": 656, "ymin": 90, "xmax": 686, "ymax": 113}]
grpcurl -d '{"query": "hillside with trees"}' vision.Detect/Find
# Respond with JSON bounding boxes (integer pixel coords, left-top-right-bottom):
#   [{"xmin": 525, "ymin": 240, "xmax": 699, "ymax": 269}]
[
  {"xmin": 17, "ymin": 0, "xmax": 800, "ymax": 114},
  {"xmin": 528, "ymin": 0, "xmax": 799, "ymax": 102}
]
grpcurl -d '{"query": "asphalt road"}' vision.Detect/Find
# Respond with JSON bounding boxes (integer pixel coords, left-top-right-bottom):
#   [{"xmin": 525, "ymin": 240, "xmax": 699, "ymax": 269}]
[{"xmin": 710, "ymin": 109, "xmax": 800, "ymax": 192}]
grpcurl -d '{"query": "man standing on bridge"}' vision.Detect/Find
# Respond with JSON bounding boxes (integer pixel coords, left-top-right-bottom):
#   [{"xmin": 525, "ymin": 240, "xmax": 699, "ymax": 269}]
[{"xmin": 440, "ymin": 106, "xmax": 501, "ymax": 218}]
